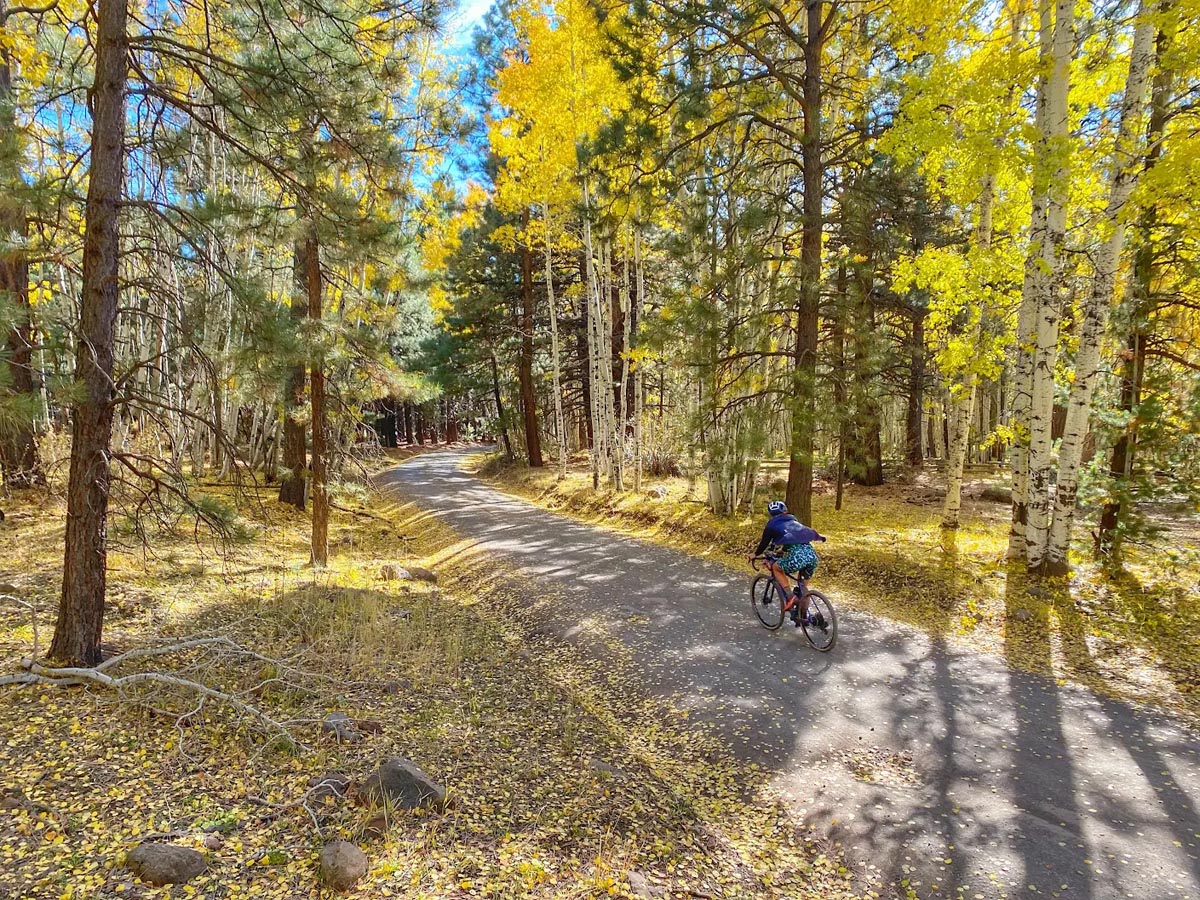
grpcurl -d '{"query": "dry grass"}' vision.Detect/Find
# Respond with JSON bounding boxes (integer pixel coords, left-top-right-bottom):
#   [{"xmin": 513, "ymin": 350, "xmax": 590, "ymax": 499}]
[{"xmin": 0, "ymin": 459, "xmax": 857, "ymax": 900}]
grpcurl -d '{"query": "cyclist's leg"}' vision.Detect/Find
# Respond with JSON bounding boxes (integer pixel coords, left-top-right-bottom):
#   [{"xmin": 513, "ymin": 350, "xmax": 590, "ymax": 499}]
[{"xmin": 766, "ymin": 559, "xmax": 793, "ymax": 597}]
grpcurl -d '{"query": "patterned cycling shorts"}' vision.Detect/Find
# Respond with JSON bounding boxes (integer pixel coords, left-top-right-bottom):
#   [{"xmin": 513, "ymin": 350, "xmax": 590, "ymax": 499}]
[{"xmin": 778, "ymin": 543, "xmax": 818, "ymax": 580}]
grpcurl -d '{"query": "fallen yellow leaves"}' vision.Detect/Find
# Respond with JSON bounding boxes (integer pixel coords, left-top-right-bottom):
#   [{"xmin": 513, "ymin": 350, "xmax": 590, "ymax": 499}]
[{"xmin": 0, "ymin": 480, "xmax": 857, "ymax": 900}]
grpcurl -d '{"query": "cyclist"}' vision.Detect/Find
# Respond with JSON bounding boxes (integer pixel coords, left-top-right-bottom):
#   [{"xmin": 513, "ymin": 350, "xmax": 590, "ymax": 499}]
[{"xmin": 749, "ymin": 500, "xmax": 826, "ymax": 626}]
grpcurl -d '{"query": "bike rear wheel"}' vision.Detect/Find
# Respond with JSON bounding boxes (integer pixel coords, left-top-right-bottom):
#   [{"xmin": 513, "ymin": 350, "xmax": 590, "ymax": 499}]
[
  {"xmin": 800, "ymin": 590, "xmax": 838, "ymax": 651},
  {"xmin": 751, "ymin": 575, "xmax": 785, "ymax": 630}
]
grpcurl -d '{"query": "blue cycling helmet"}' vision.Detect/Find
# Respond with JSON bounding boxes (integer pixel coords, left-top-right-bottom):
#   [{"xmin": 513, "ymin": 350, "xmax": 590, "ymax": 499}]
[{"xmin": 767, "ymin": 500, "xmax": 787, "ymax": 516}]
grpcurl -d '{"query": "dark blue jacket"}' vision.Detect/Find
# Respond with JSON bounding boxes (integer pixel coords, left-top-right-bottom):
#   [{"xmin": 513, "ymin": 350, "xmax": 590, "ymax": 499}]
[{"xmin": 754, "ymin": 513, "xmax": 825, "ymax": 556}]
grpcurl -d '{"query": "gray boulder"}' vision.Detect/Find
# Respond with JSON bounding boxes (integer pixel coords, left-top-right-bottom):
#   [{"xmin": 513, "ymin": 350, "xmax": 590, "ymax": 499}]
[
  {"xmin": 319, "ymin": 840, "xmax": 368, "ymax": 890},
  {"xmin": 360, "ymin": 756, "xmax": 446, "ymax": 810},
  {"xmin": 126, "ymin": 843, "xmax": 207, "ymax": 886}
]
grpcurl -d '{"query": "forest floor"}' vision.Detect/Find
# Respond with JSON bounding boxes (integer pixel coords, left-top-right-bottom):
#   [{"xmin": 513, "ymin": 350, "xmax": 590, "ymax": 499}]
[
  {"xmin": 0, "ymin": 449, "xmax": 856, "ymax": 900},
  {"xmin": 473, "ymin": 452, "xmax": 1200, "ymax": 728}
]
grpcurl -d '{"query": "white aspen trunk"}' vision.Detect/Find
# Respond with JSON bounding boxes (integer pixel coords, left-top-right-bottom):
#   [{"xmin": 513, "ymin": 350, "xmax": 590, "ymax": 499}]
[
  {"xmin": 943, "ymin": 385, "xmax": 977, "ymax": 528},
  {"xmin": 542, "ymin": 204, "xmax": 567, "ymax": 481},
  {"xmin": 617, "ymin": 237, "xmax": 632, "ymax": 492},
  {"xmin": 1023, "ymin": 0, "xmax": 1076, "ymax": 571},
  {"xmin": 602, "ymin": 240, "xmax": 616, "ymax": 484},
  {"xmin": 943, "ymin": 174, "xmax": 995, "ymax": 528},
  {"xmin": 1009, "ymin": 0, "xmax": 1056, "ymax": 558},
  {"xmin": 633, "ymin": 230, "xmax": 645, "ymax": 493},
  {"xmin": 1044, "ymin": 9, "xmax": 1156, "ymax": 574}
]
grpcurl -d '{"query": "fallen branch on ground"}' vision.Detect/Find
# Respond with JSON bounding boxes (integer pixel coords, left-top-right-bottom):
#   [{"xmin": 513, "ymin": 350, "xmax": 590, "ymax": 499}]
[{"xmin": 0, "ymin": 638, "xmax": 310, "ymax": 751}]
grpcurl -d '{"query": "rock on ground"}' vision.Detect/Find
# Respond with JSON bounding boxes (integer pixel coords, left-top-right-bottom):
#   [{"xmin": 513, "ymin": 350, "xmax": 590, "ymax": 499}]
[
  {"xmin": 360, "ymin": 756, "xmax": 446, "ymax": 810},
  {"xmin": 321, "ymin": 712, "xmax": 363, "ymax": 744},
  {"xmin": 125, "ymin": 843, "xmax": 207, "ymax": 886},
  {"xmin": 405, "ymin": 566, "xmax": 438, "ymax": 583},
  {"xmin": 588, "ymin": 756, "xmax": 626, "ymax": 777},
  {"xmin": 380, "ymin": 564, "xmax": 410, "ymax": 581},
  {"xmin": 319, "ymin": 840, "xmax": 368, "ymax": 890},
  {"xmin": 627, "ymin": 870, "xmax": 666, "ymax": 898}
]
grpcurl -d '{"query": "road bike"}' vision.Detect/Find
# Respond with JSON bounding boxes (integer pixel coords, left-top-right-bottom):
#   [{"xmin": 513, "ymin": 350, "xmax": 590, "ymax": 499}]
[{"xmin": 750, "ymin": 554, "xmax": 838, "ymax": 651}]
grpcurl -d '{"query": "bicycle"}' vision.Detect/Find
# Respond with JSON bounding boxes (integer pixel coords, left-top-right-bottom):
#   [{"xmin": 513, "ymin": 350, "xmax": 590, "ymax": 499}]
[{"xmin": 750, "ymin": 554, "xmax": 838, "ymax": 651}]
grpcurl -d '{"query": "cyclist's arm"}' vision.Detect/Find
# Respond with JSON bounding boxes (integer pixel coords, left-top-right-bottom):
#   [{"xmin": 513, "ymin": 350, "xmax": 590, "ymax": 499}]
[{"xmin": 753, "ymin": 523, "xmax": 774, "ymax": 557}]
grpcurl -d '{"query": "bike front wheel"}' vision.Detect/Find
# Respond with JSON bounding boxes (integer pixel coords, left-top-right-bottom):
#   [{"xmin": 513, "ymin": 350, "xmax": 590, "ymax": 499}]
[
  {"xmin": 751, "ymin": 575, "xmax": 785, "ymax": 630},
  {"xmin": 800, "ymin": 590, "xmax": 838, "ymax": 652}
]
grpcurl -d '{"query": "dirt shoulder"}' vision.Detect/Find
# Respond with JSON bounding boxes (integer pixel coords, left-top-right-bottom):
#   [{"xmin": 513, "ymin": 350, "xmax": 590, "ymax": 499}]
[{"xmin": 0, "ymin": 472, "xmax": 855, "ymax": 900}]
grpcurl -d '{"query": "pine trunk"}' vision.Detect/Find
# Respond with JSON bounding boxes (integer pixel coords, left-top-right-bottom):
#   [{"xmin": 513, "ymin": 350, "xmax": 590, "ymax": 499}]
[
  {"xmin": 51, "ymin": 0, "xmax": 127, "ymax": 665},
  {"xmin": 905, "ymin": 309, "xmax": 926, "ymax": 467},
  {"xmin": 490, "ymin": 353, "xmax": 512, "ymax": 459},
  {"xmin": 785, "ymin": 0, "xmax": 823, "ymax": 526},
  {"xmin": 279, "ymin": 238, "xmax": 309, "ymax": 509},
  {"xmin": 518, "ymin": 211, "xmax": 543, "ymax": 467},
  {"xmin": 543, "ymin": 205, "xmax": 567, "ymax": 479}
]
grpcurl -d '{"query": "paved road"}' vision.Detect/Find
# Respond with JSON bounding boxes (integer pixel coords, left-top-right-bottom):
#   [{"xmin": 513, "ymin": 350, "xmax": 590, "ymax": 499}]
[{"xmin": 380, "ymin": 449, "xmax": 1200, "ymax": 900}]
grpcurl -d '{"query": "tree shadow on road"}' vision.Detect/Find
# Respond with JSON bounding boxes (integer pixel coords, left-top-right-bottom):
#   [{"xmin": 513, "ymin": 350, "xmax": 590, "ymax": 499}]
[
  {"xmin": 1003, "ymin": 569, "xmax": 1095, "ymax": 900},
  {"xmin": 379, "ymin": 451, "xmax": 1200, "ymax": 900}
]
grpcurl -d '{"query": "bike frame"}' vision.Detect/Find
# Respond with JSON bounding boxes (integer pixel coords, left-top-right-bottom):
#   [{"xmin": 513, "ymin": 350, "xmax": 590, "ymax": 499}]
[{"xmin": 752, "ymin": 554, "xmax": 809, "ymax": 616}]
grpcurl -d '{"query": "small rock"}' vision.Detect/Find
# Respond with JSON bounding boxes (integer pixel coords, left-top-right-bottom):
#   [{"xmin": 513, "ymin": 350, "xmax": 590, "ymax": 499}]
[
  {"xmin": 319, "ymin": 840, "xmax": 368, "ymax": 891},
  {"xmin": 321, "ymin": 712, "xmax": 364, "ymax": 745},
  {"xmin": 0, "ymin": 792, "xmax": 23, "ymax": 810},
  {"xmin": 202, "ymin": 834, "xmax": 223, "ymax": 851},
  {"xmin": 381, "ymin": 679, "xmax": 406, "ymax": 695},
  {"xmin": 126, "ymin": 843, "xmax": 207, "ymax": 886},
  {"xmin": 355, "ymin": 719, "xmax": 384, "ymax": 735},
  {"xmin": 588, "ymin": 757, "xmax": 626, "ymax": 778},
  {"xmin": 1013, "ymin": 607, "xmax": 1033, "ymax": 623},
  {"xmin": 627, "ymin": 870, "xmax": 666, "ymax": 898},
  {"xmin": 360, "ymin": 757, "xmax": 446, "ymax": 810},
  {"xmin": 309, "ymin": 772, "xmax": 352, "ymax": 802},
  {"xmin": 405, "ymin": 566, "xmax": 438, "ymax": 584},
  {"xmin": 380, "ymin": 564, "xmax": 410, "ymax": 582}
]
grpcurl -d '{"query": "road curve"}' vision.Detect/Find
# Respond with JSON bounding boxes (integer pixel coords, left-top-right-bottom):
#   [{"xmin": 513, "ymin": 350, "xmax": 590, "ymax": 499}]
[{"xmin": 379, "ymin": 449, "xmax": 1200, "ymax": 900}]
